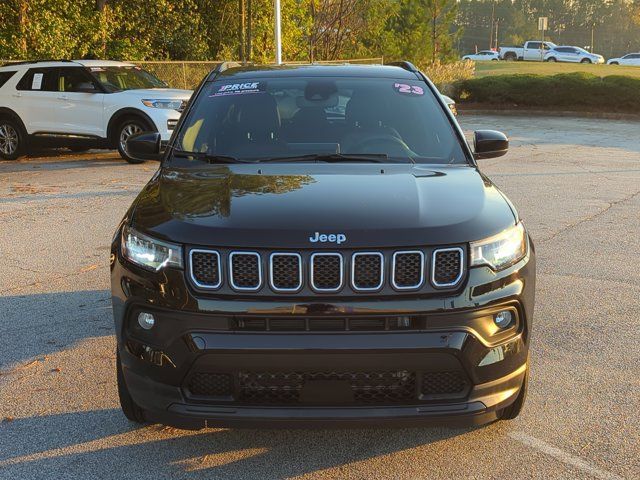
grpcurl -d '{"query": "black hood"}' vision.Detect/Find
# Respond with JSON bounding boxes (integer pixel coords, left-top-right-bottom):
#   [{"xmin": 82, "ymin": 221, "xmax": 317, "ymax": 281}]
[{"xmin": 131, "ymin": 164, "xmax": 516, "ymax": 249}]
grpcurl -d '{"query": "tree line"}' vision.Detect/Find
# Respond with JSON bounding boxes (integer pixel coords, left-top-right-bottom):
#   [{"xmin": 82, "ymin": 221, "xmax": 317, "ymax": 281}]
[
  {"xmin": 1, "ymin": 1, "xmax": 639, "ymax": 64},
  {"xmin": 0, "ymin": 0, "xmax": 460, "ymax": 65},
  {"xmin": 457, "ymin": 0, "xmax": 640, "ymax": 58}
]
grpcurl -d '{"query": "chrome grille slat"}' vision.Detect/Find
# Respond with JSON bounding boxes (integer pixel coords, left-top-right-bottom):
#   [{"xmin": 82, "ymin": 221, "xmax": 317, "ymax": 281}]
[
  {"xmin": 189, "ymin": 249, "xmax": 222, "ymax": 289},
  {"xmin": 351, "ymin": 252, "xmax": 384, "ymax": 291},
  {"xmin": 391, "ymin": 251, "xmax": 425, "ymax": 290},
  {"xmin": 431, "ymin": 247, "xmax": 464, "ymax": 288},
  {"xmin": 269, "ymin": 253, "xmax": 303, "ymax": 292},
  {"xmin": 229, "ymin": 252, "xmax": 262, "ymax": 291},
  {"xmin": 310, "ymin": 253, "xmax": 343, "ymax": 292}
]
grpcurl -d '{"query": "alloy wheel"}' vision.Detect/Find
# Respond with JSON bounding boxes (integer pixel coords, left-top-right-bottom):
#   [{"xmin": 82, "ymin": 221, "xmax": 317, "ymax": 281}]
[
  {"xmin": 119, "ymin": 123, "xmax": 143, "ymax": 153},
  {"xmin": 0, "ymin": 123, "xmax": 19, "ymax": 155}
]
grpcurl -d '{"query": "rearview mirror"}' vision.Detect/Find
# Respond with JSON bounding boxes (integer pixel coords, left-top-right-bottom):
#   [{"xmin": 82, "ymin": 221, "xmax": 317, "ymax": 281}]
[
  {"xmin": 474, "ymin": 130, "xmax": 509, "ymax": 159},
  {"xmin": 126, "ymin": 132, "xmax": 162, "ymax": 162}
]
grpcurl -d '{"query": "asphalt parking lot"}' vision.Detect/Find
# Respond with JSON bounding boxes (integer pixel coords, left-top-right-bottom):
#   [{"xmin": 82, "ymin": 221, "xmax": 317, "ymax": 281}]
[{"xmin": 0, "ymin": 114, "xmax": 638, "ymax": 479}]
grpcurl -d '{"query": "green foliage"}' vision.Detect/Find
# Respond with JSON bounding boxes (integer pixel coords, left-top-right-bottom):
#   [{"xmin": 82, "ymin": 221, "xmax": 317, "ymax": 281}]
[
  {"xmin": 0, "ymin": 0, "xmax": 463, "ymax": 65},
  {"xmin": 421, "ymin": 60, "xmax": 475, "ymax": 93},
  {"xmin": 453, "ymin": 72, "xmax": 640, "ymax": 112}
]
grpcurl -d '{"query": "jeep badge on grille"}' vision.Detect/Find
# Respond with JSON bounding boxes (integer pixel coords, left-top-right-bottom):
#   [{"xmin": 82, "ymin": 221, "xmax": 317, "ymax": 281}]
[{"xmin": 309, "ymin": 232, "xmax": 347, "ymax": 245}]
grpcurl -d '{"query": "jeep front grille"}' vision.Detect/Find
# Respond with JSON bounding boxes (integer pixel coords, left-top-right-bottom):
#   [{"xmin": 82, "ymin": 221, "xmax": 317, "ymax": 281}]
[
  {"xmin": 352, "ymin": 252, "xmax": 384, "ymax": 291},
  {"xmin": 269, "ymin": 253, "xmax": 302, "ymax": 292},
  {"xmin": 310, "ymin": 253, "xmax": 343, "ymax": 292},
  {"xmin": 188, "ymin": 247, "xmax": 465, "ymax": 294},
  {"xmin": 431, "ymin": 248, "xmax": 464, "ymax": 287},
  {"xmin": 190, "ymin": 250, "xmax": 221, "ymax": 289},
  {"xmin": 391, "ymin": 251, "xmax": 424, "ymax": 290},
  {"xmin": 229, "ymin": 252, "xmax": 262, "ymax": 291}
]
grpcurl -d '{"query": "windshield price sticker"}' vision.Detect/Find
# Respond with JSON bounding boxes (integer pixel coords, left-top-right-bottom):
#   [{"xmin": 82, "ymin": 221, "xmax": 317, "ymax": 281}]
[
  {"xmin": 211, "ymin": 82, "xmax": 265, "ymax": 97},
  {"xmin": 393, "ymin": 83, "xmax": 424, "ymax": 96}
]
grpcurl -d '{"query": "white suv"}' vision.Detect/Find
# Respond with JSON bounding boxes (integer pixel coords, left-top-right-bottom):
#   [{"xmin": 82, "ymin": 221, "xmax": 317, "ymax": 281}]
[{"xmin": 0, "ymin": 60, "xmax": 192, "ymax": 163}]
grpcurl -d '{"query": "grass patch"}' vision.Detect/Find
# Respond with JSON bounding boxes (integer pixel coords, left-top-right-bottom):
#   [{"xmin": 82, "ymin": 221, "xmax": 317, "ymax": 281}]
[
  {"xmin": 475, "ymin": 61, "xmax": 640, "ymax": 80},
  {"xmin": 453, "ymin": 72, "xmax": 640, "ymax": 113}
]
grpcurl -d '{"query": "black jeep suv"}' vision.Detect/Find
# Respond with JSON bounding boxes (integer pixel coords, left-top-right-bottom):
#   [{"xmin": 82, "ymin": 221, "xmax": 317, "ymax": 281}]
[{"xmin": 111, "ymin": 62, "xmax": 535, "ymax": 429}]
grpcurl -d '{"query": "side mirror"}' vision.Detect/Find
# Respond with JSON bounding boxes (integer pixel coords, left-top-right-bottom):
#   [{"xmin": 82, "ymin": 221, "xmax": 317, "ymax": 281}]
[
  {"xmin": 126, "ymin": 132, "xmax": 162, "ymax": 162},
  {"xmin": 474, "ymin": 130, "xmax": 509, "ymax": 159}
]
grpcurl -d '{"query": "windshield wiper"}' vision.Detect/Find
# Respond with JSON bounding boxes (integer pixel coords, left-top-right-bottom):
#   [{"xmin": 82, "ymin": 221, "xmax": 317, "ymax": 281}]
[
  {"xmin": 171, "ymin": 150, "xmax": 247, "ymax": 164},
  {"xmin": 255, "ymin": 153, "xmax": 395, "ymax": 164}
]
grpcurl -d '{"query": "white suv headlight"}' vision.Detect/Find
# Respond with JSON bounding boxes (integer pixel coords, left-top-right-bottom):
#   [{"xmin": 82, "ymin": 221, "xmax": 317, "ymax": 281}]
[
  {"xmin": 470, "ymin": 222, "xmax": 527, "ymax": 271},
  {"xmin": 141, "ymin": 99, "xmax": 184, "ymax": 110},
  {"xmin": 122, "ymin": 226, "xmax": 183, "ymax": 271}
]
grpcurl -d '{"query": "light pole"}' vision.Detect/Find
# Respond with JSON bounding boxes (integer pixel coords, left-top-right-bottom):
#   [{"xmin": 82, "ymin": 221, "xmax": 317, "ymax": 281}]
[{"xmin": 274, "ymin": 0, "xmax": 282, "ymax": 65}]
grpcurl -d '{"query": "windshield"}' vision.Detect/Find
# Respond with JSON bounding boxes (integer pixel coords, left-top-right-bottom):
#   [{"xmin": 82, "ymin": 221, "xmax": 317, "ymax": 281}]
[
  {"xmin": 89, "ymin": 66, "xmax": 168, "ymax": 92},
  {"xmin": 173, "ymin": 76, "xmax": 468, "ymax": 165}
]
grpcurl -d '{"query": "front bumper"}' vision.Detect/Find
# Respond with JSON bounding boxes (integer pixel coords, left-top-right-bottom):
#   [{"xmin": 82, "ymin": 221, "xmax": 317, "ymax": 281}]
[
  {"xmin": 144, "ymin": 108, "xmax": 182, "ymax": 141},
  {"xmin": 111, "ymin": 242, "xmax": 535, "ymax": 429}
]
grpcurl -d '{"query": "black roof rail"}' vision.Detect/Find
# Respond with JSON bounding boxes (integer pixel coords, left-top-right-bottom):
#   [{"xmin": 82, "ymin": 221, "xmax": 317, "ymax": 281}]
[
  {"xmin": 207, "ymin": 61, "xmax": 247, "ymax": 81},
  {"xmin": 2, "ymin": 59, "xmax": 75, "ymax": 67},
  {"xmin": 384, "ymin": 61, "xmax": 419, "ymax": 72}
]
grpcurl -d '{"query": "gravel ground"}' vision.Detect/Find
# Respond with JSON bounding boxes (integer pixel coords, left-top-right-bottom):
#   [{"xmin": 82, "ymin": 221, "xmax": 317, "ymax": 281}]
[{"xmin": 0, "ymin": 115, "xmax": 638, "ymax": 479}]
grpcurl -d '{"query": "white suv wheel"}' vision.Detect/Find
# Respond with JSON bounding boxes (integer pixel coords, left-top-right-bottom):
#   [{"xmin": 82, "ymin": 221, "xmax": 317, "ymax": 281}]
[
  {"xmin": 0, "ymin": 123, "xmax": 19, "ymax": 155},
  {"xmin": 119, "ymin": 122, "xmax": 144, "ymax": 153}
]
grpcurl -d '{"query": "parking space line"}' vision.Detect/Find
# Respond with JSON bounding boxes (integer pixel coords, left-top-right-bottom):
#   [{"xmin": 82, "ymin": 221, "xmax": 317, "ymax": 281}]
[
  {"xmin": 0, "ymin": 190, "xmax": 135, "ymax": 204},
  {"xmin": 509, "ymin": 432, "xmax": 623, "ymax": 480}
]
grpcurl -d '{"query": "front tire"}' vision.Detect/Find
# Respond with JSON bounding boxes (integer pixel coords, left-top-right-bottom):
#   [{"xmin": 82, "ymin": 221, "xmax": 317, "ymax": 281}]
[
  {"xmin": 581, "ymin": 58, "xmax": 592, "ymax": 64},
  {"xmin": 0, "ymin": 117, "xmax": 26, "ymax": 160},
  {"xmin": 115, "ymin": 116, "xmax": 154, "ymax": 164},
  {"xmin": 610, "ymin": 62, "xmax": 619, "ymax": 65},
  {"xmin": 546, "ymin": 57, "xmax": 557, "ymax": 62},
  {"xmin": 116, "ymin": 350, "xmax": 147, "ymax": 424}
]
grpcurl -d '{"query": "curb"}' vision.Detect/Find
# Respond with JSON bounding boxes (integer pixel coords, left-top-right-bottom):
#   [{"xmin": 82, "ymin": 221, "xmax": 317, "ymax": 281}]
[{"xmin": 457, "ymin": 106, "xmax": 640, "ymax": 121}]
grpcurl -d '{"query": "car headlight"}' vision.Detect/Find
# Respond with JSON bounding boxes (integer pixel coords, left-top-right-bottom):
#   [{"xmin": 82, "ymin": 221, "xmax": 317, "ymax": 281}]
[
  {"xmin": 470, "ymin": 222, "xmax": 527, "ymax": 271},
  {"xmin": 141, "ymin": 99, "xmax": 184, "ymax": 110},
  {"xmin": 121, "ymin": 226, "xmax": 183, "ymax": 271}
]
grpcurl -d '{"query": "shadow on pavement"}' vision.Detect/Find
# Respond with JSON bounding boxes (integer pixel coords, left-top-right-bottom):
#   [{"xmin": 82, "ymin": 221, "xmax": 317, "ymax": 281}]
[
  {"xmin": 0, "ymin": 290, "xmax": 113, "ymax": 369},
  {"xmin": 0, "ymin": 408, "xmax": 480, "ymax": 479}
]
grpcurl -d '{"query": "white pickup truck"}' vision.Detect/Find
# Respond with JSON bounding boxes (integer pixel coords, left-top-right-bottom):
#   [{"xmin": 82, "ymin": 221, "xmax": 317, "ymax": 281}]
[{"xmin": 499, "ymin": 41, "xmax": 556, "ymax": 62}]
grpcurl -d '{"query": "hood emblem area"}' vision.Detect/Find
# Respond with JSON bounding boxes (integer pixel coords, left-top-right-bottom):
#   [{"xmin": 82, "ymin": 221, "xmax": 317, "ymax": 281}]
[{"xmin": 309, "ymin": 232, "xmax": 347, "ymax": 245}]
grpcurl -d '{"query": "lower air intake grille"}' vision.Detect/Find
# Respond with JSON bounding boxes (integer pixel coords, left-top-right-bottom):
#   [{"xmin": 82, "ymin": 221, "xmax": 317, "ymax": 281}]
[
  {"xmin": 190, "ymin": 250, "xmax": 221, "ymax": 288},
  {"xmin": 188, "ymin": 373, "xmax": 233, "ymax": 396},
  {"xmin": 421, "ymin": 371, "xmax": 469, "ymax": 396},
  {"xmin": 392, "ymin": 251, "xmax": 424, "ymax": 289},
  {"xmin": 184, "ymin": 369, "xmax": 469, "ymax": 403},
  {"xmin": 234, "ymin": 316, "xmax": 422, "ymax": 332},
  {"xmin": 230, "ymin": 252, "xmax": 261, "ymax": 290},
  {"xmin": 270, "ymin": 254, "xmax": 302, "ymax": 291},
  {"xmin": 432, "ymin": 248, "xmax": 463, "ymax": 287},
  {"xmin": 238, "ymin": 370, "xmax": 416, "ymax": 405},
  {"xmin": 311, "ymin": 254, "xmax": 343, "ymax": 292}
]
